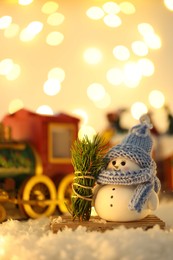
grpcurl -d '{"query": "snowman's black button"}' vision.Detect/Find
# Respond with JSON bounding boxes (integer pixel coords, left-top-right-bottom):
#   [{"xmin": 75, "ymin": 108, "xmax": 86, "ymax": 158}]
[
  {"xmin": 112, "ymin": 188, "xmax": 115, "ymax": 191},
  {"xmin": 110, "ymin": 204, "xmax": 113, "ymax": 207},
  {"xmin": 111, "ymin": 195, "xmax": 113, "ymax": 198}
]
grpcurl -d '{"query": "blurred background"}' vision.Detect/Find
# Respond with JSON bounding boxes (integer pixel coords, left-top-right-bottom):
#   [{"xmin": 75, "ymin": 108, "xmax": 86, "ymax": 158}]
[{"xmin": 1, "ymin": 0, "xmax": 173, "ymax": 137}]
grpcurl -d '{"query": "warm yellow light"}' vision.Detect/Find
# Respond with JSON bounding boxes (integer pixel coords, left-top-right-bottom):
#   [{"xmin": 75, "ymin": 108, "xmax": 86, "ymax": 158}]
[
  {"xmin": 4, "ymin": 23, "xmax": 20, "ymax": 38},
  {"xmin": 94, "ymin": 93, "xmax": 111, "ymax": 109},
  {"xmin": 138, "ymin": 23, "xmax": 154, "ymax": 36},
  {"xmin": 87, "ymin": 83, "xmax": 106, "ymax": 101},
  {"xmin": 0, "ymin": 16, "xmax": 12, "ymax": 29},
  {"xmin": 36, "ymin": 105, "xmax": 54, "ymax": 115},
  {"xmin": 43, "ymin": 78, "xmax": 61, "ymax": 96},
  {"xmin": 144, "ymin": 34, "xmax": 161, "ymax": 49},
  {"xmin": 102, "ymin": 2, "xmax": 120, "ymax": 14},
  {"xmin": 8, "ymin": 99, "xmax": 24, "ymax": 114},
  {"xmin": 0, "ymin": 59, "xmax": 20, "ymax": 80},
  {"xmin": 131, "ymin": 41, "xmax": 148, "ymax": 56},
  {"xmin": 119, "ymin": 2, "xmax": 136, "ymax": 14},
  {"xmin": 28, "ymin": 21, "xmax": 43, "ymax": 34},
  {"xmin": 46, "ymin": 31, "xmax": 64, "ymax": 46},
  {"xmin": 164, "ymin": 0, "xmax": 173, "ymax": 11},
  {"xmin": 113, "ymin": 45, "xmax": 130, "ymax": 61},
  {"xmin": 48, "ymin": 67, "xmax": 65, "ymax": 82},
  {"xmin": 83, "ymin": 48, "xmax": 102, "ymax": 64},
  {"xmin": 47, "ymin": 12, "xmax": 65, "ymax": 26},
  {"xmin": 20, "ymin": 29, "xmax": 33, "ymax": 41},
  {"xmin": 103, "ymin": 14, "xmax": 121, "ymax": 27},
  {"xmin": 149, "ymin": 90, "xmax": 165, "ymax": 109},
  {"xmin": 0, "ymin": 59, "xmax": 14, "ymax": 75},
  {"xmin": 0, "ymin": 241, "xmax": 5, "ymax": 256},
  {"xmin": 72, "ymin": 109, "xmax": 88, "ymax": 125},
  {"xmin": 86, "ymin": 6, "xmax": 104, "ymax": 20},
  {"xmin": 131, "ymin": 102, "xmax": 148, "ymax": 120},
  {"xmin": 18, "ymin": 0, "xmax": 33, "ymax": 5},
  {"xmin": 78, "ymin": 125, "xmax": 96, "ymax": 141},
  {"xmin": 6, "ymin": 64, "xmax": 21, "ymax": 80},
  {"xmin": 41, "ymin": 1, "xmax": 59, "ymax": 14},
  {"xmin": 106, "ymin": 67, "xmax": 123, "ymax": 86},
  {"xmin": 123, "ymin": 62, "xmax": 142, "ymax": 88},
  {"xmin": 20, "ymin": 21, "xmax": 43, "ymax": 42},
  {"xmin": 137, "ymin": 58, "xmax": 155, "ymax": 77}
]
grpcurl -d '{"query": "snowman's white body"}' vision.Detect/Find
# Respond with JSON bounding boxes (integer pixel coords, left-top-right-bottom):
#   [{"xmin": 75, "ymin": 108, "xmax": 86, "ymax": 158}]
[
  {"xmin": 93, "ymin": 157, "xmax": 159, "ymax": 222},
  {"xmin": 94, "ymin": 184, "xmax": 152, "ymax": 222}
]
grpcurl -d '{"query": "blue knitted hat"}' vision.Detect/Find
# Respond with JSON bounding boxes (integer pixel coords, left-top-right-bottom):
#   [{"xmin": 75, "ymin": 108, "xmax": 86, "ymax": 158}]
[{"xmin": 104, "ymin": 114, "xmax": 153, "ymax": 168}]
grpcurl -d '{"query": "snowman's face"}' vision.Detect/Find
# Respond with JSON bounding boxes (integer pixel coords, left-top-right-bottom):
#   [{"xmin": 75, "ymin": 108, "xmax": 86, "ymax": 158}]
[{"xmin": 107, "ymin": 157, "xmax": 140, "ymax": 173}]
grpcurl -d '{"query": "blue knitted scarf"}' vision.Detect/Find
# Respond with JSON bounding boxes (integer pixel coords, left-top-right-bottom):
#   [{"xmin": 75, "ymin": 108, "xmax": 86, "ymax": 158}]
[{"xmin": 96, "ymin": 161, "xmax": 161, "ymax": 212}]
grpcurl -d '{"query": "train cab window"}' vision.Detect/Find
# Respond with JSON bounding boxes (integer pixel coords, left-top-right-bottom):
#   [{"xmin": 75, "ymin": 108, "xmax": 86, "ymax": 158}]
[{"xmin": 48, "ymin": 123, "xmax": 75, "ymax": 163}]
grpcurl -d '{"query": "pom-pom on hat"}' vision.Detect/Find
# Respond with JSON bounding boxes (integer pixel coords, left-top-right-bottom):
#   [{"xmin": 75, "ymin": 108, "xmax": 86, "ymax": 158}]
[{"xmin": 104, "ymin": 114, "xmax": 153, "ymax": 168}]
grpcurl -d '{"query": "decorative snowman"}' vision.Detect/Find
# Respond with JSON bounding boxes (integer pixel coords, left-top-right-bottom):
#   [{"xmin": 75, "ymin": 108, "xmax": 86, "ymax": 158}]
[{"xmin": 93, "ymin": 115, "xmax": 161, "ymax": 222}]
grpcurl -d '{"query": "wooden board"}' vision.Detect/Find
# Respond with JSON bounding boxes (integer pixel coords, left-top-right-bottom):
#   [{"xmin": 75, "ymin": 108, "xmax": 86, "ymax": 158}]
[{"xmin": 50, "ymin": 215, "xmax": 166, "ymax": 233}]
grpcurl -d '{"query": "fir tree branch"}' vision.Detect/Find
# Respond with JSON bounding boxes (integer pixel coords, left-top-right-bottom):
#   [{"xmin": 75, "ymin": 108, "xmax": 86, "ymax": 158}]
[{"xmin": 69, "ymin": 134, "xmax": 108, "ymax": 221}]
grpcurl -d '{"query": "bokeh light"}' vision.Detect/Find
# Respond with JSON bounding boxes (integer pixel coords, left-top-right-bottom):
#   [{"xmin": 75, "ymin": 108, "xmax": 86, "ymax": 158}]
[
  {"xmin": 4, "ymin": 23, "xmax": 20, "ymax": 38},
  {"xmin": 87, "ymin": 83, "xmax": 106, "ymax": 101},
  {"xmin": 0, "ymin": 1, "xmax": 169, "ymax": 135},
  {"xmin": 123, "ymin": 62, "xmax": 142, "ymax": 88},
  {"xmin": 36, "ymin": 105, "xmax": 54, "ymax": 115},
  {"xmin": 0, "ymin": 16, "xmax": 12, "ymax": 29},
  {"xmin": 131, "ymin": 102, "xmax": 148, "ymax": 120},
  {"xmin": 0, "ymin": 58, "xmax": 14, "ymax": 76},
  {"xmin": 113, "ymin": 45, "xmax": 130, "ymax": 61},
  {"xmin": 83, "ymin": 48, "xmax": 102, "ymax": 64},
  {"xmin": 103, "ymin": 14, "xmax": 121, "ymax": 27},
  {"xmin": 43, "ymin": 78, "xmax": 61, "ymax": 96},
  {"xmin": 144, "ymin": 33, "xmax": 161, "ymax": 49},
  {"xmin": 18, "ymin": 0, "xmax": 33, "ymax": 5},
  {"xmin": 46, "ymin": 31, "xmax": 64, "ymax": 46},
  {"xmin": 102, "ymin": 2, "xmax": 120, "ymax": 14},
  {"xmin": 41, "ymin": 1, "xmax": 59, "ymax": 14},
  {"xmin": 131, "ymin": 41, "xmax": 148, "ymax": 56},
  {"xmin": 138, "ymin": 23, "xmax": 154, "ymax": 36},
  {"xmin": 119, "ymin": 2, "xmax": 136, "ymax": 14},
  {"xmin": 93, "ymin": 93, "xmax": 111, "ymax": 109},
  {"xmin": 20, "ymin": 21, "xmax": 43, "ymax": 42},
  {"xmin": 72, "ymin": 109, "xmax": 88, "ymax": 125},
  {"xmin": 48, "ymin": 67, "xmax": 65, "ymax": 82},
  {"xmin": 106, "ymin": 67, "xmax": 123, "ymax": 86},
  {"xmin": 5, "ymin": 64, "xmax": 21, "ymax": 80},
  {"xmin": 137, "ymin": 58, "xmax": 155, "ymax": 77},
  {"xmin": 8, "ymin": 99, "xmax": 24, "ymax": 114},
  {"xmin": 86, "ymin": 6, "xmax": 104, "ymax": 20},
  {"xmin": 47, "ymin": 12, "xmax": 65, "ymax": 26},
  {"xmin": 164, "ymin": 0, "xmax": 173, "ymax": 11},
  {"xmin": 0, "ymin": 58, "xmax": 21, "ymax": 80},
  {"xmin": 78, "ymin": 125, "xmax": 96, "ymax": 141},
  {"xmin": 149, "ymin": 90, "xmax": 165, "ymax": 109}
]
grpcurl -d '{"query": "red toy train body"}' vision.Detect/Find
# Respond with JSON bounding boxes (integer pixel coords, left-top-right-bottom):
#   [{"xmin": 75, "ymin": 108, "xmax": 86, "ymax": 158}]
[{"xmin": 0, "ymin": 108, "xmax": 79, "ymax": 221}]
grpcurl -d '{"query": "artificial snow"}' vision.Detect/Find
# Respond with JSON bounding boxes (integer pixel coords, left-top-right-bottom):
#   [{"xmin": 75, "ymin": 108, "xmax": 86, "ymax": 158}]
[{"xmin": 0, "ymin": 199, "xmax": 173, "ymax": 260}]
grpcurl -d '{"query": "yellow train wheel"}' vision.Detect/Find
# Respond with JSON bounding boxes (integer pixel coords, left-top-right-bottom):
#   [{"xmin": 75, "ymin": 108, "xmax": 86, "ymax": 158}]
[
  {"xmin": 21, "ymin": 175, "xmax": 57, "ymax": 219},
  {"xmin": 57, "ymin": 173, "xmax": 74, "ymax": 213},
  {"xmin": 0, "ymin": 204, "xmax": 6, "ymax": 222}
]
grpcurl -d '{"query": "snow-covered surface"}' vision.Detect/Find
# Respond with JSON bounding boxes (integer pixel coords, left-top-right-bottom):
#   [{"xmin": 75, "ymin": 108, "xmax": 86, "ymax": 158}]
[{"xmin": 0, "ymin": 199, "xmax": 173, "ymax": 260}]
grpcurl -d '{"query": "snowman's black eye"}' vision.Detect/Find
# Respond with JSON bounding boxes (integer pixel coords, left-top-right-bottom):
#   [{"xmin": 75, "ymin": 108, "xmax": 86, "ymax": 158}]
[
  {"xmin": 121, "ymin": 161, "xmax": 126, "ymax": 166},
  {"xmin": 112, "ymin": 160, "xmax": 116, "ymax": 166}
]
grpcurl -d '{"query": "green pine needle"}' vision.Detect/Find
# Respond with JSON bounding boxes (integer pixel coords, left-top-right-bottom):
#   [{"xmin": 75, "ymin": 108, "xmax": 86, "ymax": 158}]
[{"xmin": 69, "ymin": 134, "xmax": 108, "ymax": 221}]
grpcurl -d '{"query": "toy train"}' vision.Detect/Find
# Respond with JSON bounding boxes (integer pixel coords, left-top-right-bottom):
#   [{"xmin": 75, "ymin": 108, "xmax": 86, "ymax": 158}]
[{"xmin": 0, "ymin": 108, "xmax": 80, "ymax": 222}]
